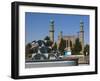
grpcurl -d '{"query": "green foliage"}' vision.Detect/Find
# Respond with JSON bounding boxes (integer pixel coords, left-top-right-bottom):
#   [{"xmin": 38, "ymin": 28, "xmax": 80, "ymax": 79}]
[
  {"xmin": 44, "ymin": 36, "xmax": 53, "ymax": 47},
  {"xmin": 26, "ymin": 43, "xmax": 31, "ymax": 49},
  {"xmin": 45, "ymin": 40, "xmax": 53, "ymax": 47},
  {"xmin": 25, "ymin": 43, "xmax": 32, "ymax": 54},
  {"xmin": 25, "ymin": 43, "xmax": 38, "ymax": 58},
  {"xmin": 25, "ymin": 43, "xmax": 33, "ymax": 58},
  {"xmin": 72, "ymin": 38, "xmax": 82, "ymax": 55},
  {"xmin": 84, "ymin": 44, "xmax": 89, "ymax": 56},
  {"xmin": 52, "ymin": 42, "xmax": 57, "ymax": 51},
  {"xmin": 58, "ymin": 38, "xmax": 66, "ymax": 54},
  {"xmin": 44, "ymin": 36, "xmax": 50, "ymax": 40}
]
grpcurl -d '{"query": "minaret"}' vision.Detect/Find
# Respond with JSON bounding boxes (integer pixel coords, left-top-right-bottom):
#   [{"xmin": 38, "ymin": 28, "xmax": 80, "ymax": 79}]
[
  {"xmin": 57, "ymin": 31, "xmax": 63, "ymax": 49},
  {"xmin": 58, "ymin": 31, "xmax": 63, "ymax": 39},
  {"xmin": 79, "ymin": 20, "xmax": 84, "ymax": 54},
  {"xmin": 49, "ymin": 19, "xmax": 54, "ymax": 42}
]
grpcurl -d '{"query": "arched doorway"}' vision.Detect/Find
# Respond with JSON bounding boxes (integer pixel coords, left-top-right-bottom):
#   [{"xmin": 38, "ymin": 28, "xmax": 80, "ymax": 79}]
[
  {"xmin": 66, "ymin": 40, "xmax": 68, "ymax": 47},
  {"xmin": 70, "ymin": 40, "xmax": 72, "ymax": 48}
]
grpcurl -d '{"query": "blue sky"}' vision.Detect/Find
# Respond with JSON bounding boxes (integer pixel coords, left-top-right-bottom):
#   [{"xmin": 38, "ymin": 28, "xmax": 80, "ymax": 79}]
[{"xmin": 25, "ymin": 12, "xmax": 89, "ymax": 45}]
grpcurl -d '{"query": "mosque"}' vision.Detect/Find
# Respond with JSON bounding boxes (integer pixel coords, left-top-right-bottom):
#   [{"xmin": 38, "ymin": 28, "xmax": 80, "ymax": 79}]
[{"xmin": 49, "ymin": 19, "xmax": 84, "ymax": 54}]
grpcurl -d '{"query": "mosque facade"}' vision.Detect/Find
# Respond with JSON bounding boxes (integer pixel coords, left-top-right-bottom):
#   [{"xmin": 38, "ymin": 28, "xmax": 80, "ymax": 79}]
[{"xmin": 49, "ymin": 19, "xmax": 84, "ymax": 54}]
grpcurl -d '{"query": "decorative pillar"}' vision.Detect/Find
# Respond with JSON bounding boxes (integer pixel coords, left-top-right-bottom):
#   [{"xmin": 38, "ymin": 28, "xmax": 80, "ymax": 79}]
[
  {"xmin": 49, "ymin": 19, "xmax": 54, "ymax": 42},
  {"xmin": 79, "ymin": 20, "xmax": 84, "ymax": 54}
]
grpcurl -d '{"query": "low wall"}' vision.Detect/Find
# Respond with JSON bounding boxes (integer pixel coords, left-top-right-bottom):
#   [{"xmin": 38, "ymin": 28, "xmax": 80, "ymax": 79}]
[
  {"xmin": 67, "ymin": 55, "xmax": 89, "ymax": 64},
  {"xmin": 25, "ymin": 59, "xmax": 78, "ymax": 68}
]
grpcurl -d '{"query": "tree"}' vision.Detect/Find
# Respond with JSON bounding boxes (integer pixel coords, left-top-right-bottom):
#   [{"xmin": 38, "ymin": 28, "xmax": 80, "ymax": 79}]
[
  {"xmin": 45, "ymin": 40, "xmax": 53, "ymax": 47},
  {"xmin": 84, "ymin": 44, "xmax": 89, "ymax": 56},
  {"xmin": 52, "ymin": 42, "xmax": 57, "ymax": 51},
  {"xmin": 44, "ymin": 36, "xmax": 53, "ymax": 47},
  {"xmin": 58, "ymin": 38, "xmax": 66, "ymax": 54},
  {"xmin": 72, "ymin": 38, "xmax": 82, "ymax": 55},
  {"xmin": 44, "ymin": 36, "xmax": 50, "ymax": 40},
  {"xmin": 25, "ymin": 43, "xmax": 33, "ymax": 58},
  {"xmin": 25, "ymin": 43, "xmax": 32, "ymax": 54}
]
